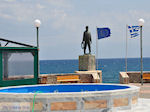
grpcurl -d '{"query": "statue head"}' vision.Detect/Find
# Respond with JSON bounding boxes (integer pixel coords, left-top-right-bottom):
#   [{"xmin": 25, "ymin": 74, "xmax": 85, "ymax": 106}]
[{"xmin": 86, "ymin": 26, "xmax": 88, "ymax": 31}]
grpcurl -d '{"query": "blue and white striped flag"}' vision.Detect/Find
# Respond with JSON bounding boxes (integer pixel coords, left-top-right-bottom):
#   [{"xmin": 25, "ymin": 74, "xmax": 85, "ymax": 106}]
[{"xmin": 128, "ymin": 26, "xmax": 140, "ymax": 38}]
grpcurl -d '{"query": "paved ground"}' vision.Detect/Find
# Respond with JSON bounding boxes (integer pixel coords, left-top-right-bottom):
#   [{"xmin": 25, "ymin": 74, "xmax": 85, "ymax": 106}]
[
  {"xmin": 129, "ymin": 83, "xmax": 150, "ymax": 99},
  {"xmin": 118, "ymin": 98, "xmax": 150, "ymax": 112},
  {"xmin": 117, "ymin": 83, "xmax": 150, "ymax": 112}
]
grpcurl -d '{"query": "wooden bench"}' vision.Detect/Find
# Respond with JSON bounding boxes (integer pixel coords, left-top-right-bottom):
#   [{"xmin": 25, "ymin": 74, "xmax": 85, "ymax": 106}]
[
  {"xmin": 143, "ymin": 73, "xmax": 150, "ymax": 80},
  {"xmin": 57, "ymin": 75, "xmax": 80, "ymax": 83}
]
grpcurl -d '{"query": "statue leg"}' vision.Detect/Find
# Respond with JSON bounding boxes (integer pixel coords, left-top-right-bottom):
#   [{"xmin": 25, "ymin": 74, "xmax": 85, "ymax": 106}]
[
  {"xmin": 84, "ymin": 47, "xmax": 86, "ymax": 54},
  {"xmin": 84, "ymin": 43, "xmax": 87, "ymax": 54},
  {"xmin": 88, "ymin": 43, "xmax": 91, "ymax": 54}
]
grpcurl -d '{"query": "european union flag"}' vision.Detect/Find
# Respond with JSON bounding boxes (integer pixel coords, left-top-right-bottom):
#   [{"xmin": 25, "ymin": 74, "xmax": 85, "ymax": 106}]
[{"xmin": 97, "ymin": 28, "xmax": 111, "ymax": 39}]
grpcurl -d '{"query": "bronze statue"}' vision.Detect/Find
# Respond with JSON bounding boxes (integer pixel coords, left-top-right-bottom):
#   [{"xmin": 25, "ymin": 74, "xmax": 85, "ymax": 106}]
[{"xmin": 81, "ymin": 26, "xmax": 92, "ymax": 54}]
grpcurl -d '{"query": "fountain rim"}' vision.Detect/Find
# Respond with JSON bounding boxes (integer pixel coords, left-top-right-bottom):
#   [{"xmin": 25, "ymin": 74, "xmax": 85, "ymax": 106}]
[{"xmin": 0, "ymin": 83, "xmax": 140, "ymax": 96}]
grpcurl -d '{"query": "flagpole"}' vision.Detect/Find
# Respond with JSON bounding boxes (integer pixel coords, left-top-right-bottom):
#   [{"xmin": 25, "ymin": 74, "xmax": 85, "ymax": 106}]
[
  {"xmin": 125, "ymin": 24, "xmax": 128, "ymax": 72},
  {"xmin": 140, "ymin": 25, "xmax": 143, "ymax": 85},
  {"xmin": 96, "ymin": 26, "xmax": 98, "ymax": 70},
  {"xmin": 95, "ymin": 27, "xmax": 111, "ymax": 70}
]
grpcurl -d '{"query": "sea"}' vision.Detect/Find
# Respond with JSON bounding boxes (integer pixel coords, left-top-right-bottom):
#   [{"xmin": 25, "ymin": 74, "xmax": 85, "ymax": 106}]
[{"xmin": 40, "ymin": 58, "xmax": 150, "ymax": 83}]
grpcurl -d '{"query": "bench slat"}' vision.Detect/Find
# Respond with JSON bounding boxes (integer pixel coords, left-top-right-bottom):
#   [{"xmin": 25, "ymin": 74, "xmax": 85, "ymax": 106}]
[
  {"xmin": 57, "ymin": 79, "xmax": 80, "ymax": 82},
  {"xmin": 57, "ymin": 75, "xmax": 80, "ymax": 82},
  {"xmin": 143, "ymin": 74, "xmax": 150, "ymax": 80}
]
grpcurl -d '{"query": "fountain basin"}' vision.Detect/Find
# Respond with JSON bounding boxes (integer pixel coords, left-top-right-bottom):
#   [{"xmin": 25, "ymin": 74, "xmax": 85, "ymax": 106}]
[{"xmin": 0, "ymin": 83, "xmax": 139, "ymax": 112}]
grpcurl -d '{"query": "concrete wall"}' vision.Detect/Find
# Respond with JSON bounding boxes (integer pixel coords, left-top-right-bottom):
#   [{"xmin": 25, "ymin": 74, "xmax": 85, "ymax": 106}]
[
  {"xmin": 120, "ymin": 71, "xmax": 150, "ymax": 84},
  {"xmin": 120, "ymin": 72, "xmax": 129, "ymax": 84},
  {"xmin": 39, "ymin": 71, "xmax": 102, "ymax": 84}
]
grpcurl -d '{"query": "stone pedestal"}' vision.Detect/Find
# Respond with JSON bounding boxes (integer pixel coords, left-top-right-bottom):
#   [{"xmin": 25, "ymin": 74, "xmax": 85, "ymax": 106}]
[
  {"xmin": 75, "ymin": 70, "xmax": 102, "ymax": 83},
  {"xmin": 79, "ymin": 54, "xmax": 96, "ymax": 71}
]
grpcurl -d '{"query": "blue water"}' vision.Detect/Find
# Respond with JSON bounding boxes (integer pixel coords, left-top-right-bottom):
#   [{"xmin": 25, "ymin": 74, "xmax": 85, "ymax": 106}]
[
  {"xmin": 40, "ymin": 58, "xmax": 150, "ymax": 83},
  {"xmin": 0, "ymin": 84, "xmax": 129, "ymax": 93}
]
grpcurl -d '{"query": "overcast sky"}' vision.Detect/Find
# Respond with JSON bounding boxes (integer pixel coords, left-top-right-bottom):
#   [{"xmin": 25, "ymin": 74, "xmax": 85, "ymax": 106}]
[{"xmin": 0, "ymin": 0, "xmax": 150, "ymax": 60}]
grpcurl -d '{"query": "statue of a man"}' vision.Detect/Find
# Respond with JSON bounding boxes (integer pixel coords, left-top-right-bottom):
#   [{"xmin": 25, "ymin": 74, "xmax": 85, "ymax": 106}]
[{"xmin": 82, "ymin": 26, "xmax": 92, "ymax": 54}]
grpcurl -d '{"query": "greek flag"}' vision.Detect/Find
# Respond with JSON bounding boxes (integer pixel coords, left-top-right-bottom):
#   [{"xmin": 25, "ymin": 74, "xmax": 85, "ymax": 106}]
[
  {"xmin": 128, "ymin": 26, "xmax": 140, "ymax": 38},
  {"xmin": 97, "ymin": 28, "xmax": 111, "ymax": 39}
]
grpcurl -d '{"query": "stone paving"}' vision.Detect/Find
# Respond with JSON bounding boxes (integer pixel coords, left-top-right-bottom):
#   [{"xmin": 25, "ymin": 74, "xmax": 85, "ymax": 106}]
[
  {"xmin": 118, "ymin": 83, "xmax": 150, "ymax": 112},
  {"xmin": 129, "ymin": 83, "xmax": 150, "ymax": 99},
  {"xmin": 118, "ymin": 98, "xmax": 150, "ymax": 112}
]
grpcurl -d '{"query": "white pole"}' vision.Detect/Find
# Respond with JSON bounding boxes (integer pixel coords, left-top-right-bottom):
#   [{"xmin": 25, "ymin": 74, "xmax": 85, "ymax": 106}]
[
  {"xmin": 125, "ymin": 24, "xmax": 128, "ymax": 72},
  {"xmin": 96, "ymin": 27, "xmax": 98, "ymax": 70}
]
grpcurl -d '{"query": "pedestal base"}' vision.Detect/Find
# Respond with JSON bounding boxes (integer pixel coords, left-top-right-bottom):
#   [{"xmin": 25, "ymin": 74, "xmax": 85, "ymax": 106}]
[
  {"xmin": 75, "ymin": 70, "xmax": 102, "ymax": 83},
  {"xmin": 79, "ymin": 54, "xmax": 96, "ymax": 71}
]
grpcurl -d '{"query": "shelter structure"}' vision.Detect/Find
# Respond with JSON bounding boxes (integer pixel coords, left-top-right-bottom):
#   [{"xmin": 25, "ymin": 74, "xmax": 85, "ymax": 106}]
[{"xmin": 0, "ymin": 38, "xmax": 38, "ymax": 87}]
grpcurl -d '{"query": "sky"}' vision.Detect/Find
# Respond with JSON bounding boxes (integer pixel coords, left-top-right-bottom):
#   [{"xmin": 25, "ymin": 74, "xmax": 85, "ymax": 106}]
[{"xmin": 0, "ymin": 0, "xmax": 150, "ymax": 60}]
